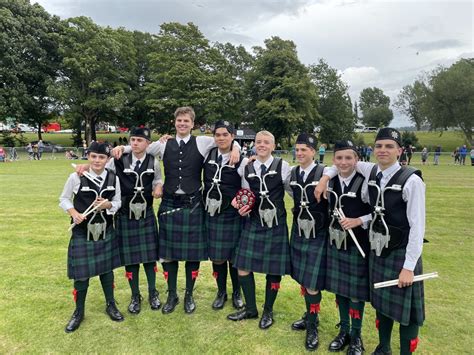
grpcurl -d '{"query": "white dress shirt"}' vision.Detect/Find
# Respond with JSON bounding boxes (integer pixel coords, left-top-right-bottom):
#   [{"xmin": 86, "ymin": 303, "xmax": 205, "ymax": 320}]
[
  {"xmin": 106, "ymin": 153, "xmax": 163, "ymax": 187},
  {"xmin": 216, "ymin": 149, "xmax": 249, "ymax": 186},
  {"xmin": 242, "ymin": 156, "xmax": 291, "ymax": 189}
]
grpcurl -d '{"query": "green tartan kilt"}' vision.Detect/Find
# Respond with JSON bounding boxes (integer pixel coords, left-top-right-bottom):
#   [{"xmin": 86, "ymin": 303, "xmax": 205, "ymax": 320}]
[
  {"xmin": 290, "ymin": 223, "xmax": 327, "ymax": 291},
  {"xmin": 233, "ymin": 214, "xmax": 291, "ymax": 275},
  {"xmin": 157, "ymin": 198, "xmax": 208, "ymax": 261},
  {"xmin": 205, "ymin": 207, "xmax": 243, "ymax": 261},
  {"xmin": 67, "ymin": 226, "xmax": 121, "ymax": 280},
  {"xmin": 326, "ymin": 241, "xmax": 370, "ymax": 301},
  {"xmin": 116, "ymin": 207, "xmax": 159, "ymax": 266},
  {"xmin": 369, "ymin": 248, "xmax": 425, "ymax": 326}
]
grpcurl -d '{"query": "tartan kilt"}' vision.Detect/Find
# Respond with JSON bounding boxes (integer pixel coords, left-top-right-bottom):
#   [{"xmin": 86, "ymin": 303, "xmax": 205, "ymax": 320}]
[
  {"xmin": 67, "ymin": 226, "xmax": 121, "ymax": 280},
  {"xmin": 369, "ymin": 248, "xmax": 425, "ymax": 326},
  {"xmin": 116, "ymin": 207, "xmax": 159, "ymax": 266},
  {"xmin": 290, "ymin": 223, "xmax": 327, "ymax": 291},
  {"xmin": 157, "ymin": 198, "xmax": 208, "ymax": 261},
  {"xmin": 326, "ymin": 242, "xmax": 369, "ymax": 301},
  {"xmin": 233, "ymin": 214, "xmax": 290, "ymax": 275},
  {"xmin": 206, "ymin": 207, "xmax": 243, "ymax": 261}
]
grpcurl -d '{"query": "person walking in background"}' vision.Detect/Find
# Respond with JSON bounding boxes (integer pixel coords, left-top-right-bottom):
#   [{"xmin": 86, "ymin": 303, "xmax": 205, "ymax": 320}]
[
  {"xmin": 366, "ymin": 145, "xmax": 373, "ymax": 162},
  {"xmin": 452, "ymin": 147, "xmax": 460, "ymax": 165},
  {"xmin": 459, "ymin": 145, "xmax": 467, "ymax": 165},
  {"xmin": 38, "ymin": 140, "xmax": 44, "ymax": 160},
  {"xmin": 470, "ymin": 147, "xmax": 474, "ymax": 166},
  {"xmin": 319, "ymin": 144, "xmax": 326, "ymax": 163},
  {"xmin": 421, "ymin": 147, "xmax": 428, "ymax": 165},
  {"xmin": 434, "ymin": 146, "xmax": 441, "ymax": 165}
]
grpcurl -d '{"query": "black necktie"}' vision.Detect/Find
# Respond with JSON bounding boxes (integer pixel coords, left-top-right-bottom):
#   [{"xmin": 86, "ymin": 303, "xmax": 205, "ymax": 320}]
[
  {"xmin": 217, "ymin": 155, "xmax": 223, "ymax": 166},
  {"xmin": 261, "ymin": 164, "xmax": 267, "ymax": 177},
  {"xmin": 343, "ymin": 182, "xmax": 349, "ymax": 194},
  {"xmin": 179, "ymin": 140, "xmax": 185, "ymax": 149},
  {"xmin": 299, "ymin": 170, "xmax": 305, "ymax": 182},
  {"xmin": 134, "ymin": 160, "xmax": 141, "ymax": 172},
  {"xmin": 376, "ymin": 171, "xmax": 383, "ymax": 187}
]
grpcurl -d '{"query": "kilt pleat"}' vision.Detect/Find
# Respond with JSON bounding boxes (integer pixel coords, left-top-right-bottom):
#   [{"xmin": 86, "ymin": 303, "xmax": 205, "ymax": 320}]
[
  {"xmin": 158, "ymin": 198, "xmax": 208, "ymax": 261},
  {"xmin": 116, "ymin": 207, "xmax": 159, "ymax": 266},
  {"xmin": 290, "ymin": 223, "xmax": 327, "ymax": 290},
  {"xmin": 326, "ymin": 242, "xmax": 370, "ymax": 301},
  {"xmin": 67, "ymin": 227, "xmax": 121, "ymax": 280},
  {"xmin": 233, "ymin": 215, "xmax": 290, "ymax": 275},
  {"xmin": 369, "ymin": 248, "xmax": 425, "ymax": 326},
  {"xmin": 206, "ymin": 207, "xmax": 242, "ymax": 261}
]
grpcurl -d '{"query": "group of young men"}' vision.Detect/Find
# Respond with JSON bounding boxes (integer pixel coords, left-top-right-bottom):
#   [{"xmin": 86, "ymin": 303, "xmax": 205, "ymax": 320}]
[{"xmin": 60, "ymin": 106, "xmax": 427, "ymax": 355}]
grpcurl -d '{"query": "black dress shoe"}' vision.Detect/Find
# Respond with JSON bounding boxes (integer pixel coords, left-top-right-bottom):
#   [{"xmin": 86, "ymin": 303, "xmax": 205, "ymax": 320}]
[
  {"xmin": 162, "ymin": 293, "xmax": 179, "ymax": 314},
  {"xmin": 149, "ymin": 290, "xmax": 161, "ymax": 310},
  {"xmin": 128, "ymin": 294, "xmax": 142, "ymax": 314},
  {"xmin": 212, "ymin": 291, "xmax": 228, "ymax": 310},
  {"xmin": 347, "ymin": 335, "xmax": 365, "ymax": 355},
  {"xmin": 328, "ymin": 330, "xmax": 351, "ymax": 352},
  {"xmin": 65, "ymin": 310, "xmax": 84, "ymax": 333},
  {"xmin": 291, "ymin": 312, "xmax": 307, "ymax": 331},
  {"xmin": 305, "ymin": 324, "xmax": 319, "ymax": 351},
  {"xmin": 371, "ymin": 344, "xmax": 392, "ymax": 355},
  {"xmin": 227, "ymin": 308, "xmax": 259, "ymax": 321},
  {"xmin": 232, "ymin": 290, "xmax": 244, "ymax": 309},
  {"xmin": 184, "ymin": 290, "xmax": 196, "ymax": 314},
  {"xmin": 259, "ymin": 310, "xmax": 274, "ymax": 329},
  {"xmin": 106, "ymin": 301, "xmax": 124, "ymax": 322}
]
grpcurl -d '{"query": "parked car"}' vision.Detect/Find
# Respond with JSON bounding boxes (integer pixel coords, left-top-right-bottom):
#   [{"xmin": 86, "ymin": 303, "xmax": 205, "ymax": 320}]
[
  {"xmin": 29, "ymin": 141, "xmax": 65, "ymax": 152},
  {"xmin": 17, "ymin": 124, "xmax": 37, "ymax": 133}
]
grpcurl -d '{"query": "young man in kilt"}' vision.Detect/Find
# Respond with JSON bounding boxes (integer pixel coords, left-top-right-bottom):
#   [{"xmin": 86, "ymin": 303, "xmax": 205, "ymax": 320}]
[
  {"xmin": 227, "ymin": 130, "xmax": 291, "ymax": 330},
  {"xmin": 203, "ymin": 120, "xmax": 246, "ymax": 310},
  {"xmin": 59, "ymin": 142, "xmax": 124, "ymax": 333},
  {"xmin": 286, "ymin": 133, "xmax": 330, "ymax": 351},
  {"xmin": 113, "ymin": 107, "xmax": 241, "ymax": 314},
  {"xmin": 325, "ymin": 140, "xmax": 372, "ymax": 355},
  {"xmin": 318, "ymin": 128, "xmax": 426, "ymax": 355}
]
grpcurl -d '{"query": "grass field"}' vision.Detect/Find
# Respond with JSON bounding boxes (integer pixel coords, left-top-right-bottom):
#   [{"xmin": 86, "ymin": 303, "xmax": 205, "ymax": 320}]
[{"xmin": 0, "ymin": 155, "xmax": 473, "ymax": 354}]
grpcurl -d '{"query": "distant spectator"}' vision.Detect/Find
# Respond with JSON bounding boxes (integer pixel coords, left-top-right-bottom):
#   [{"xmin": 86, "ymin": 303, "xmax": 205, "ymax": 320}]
[
  {"xmin": 32, "ymin": 143, "xmax": 39, "ymax": 160},
  {"xmin": 318, "ymin": 143, "xmax": 326, "ymax": 163},
  {"xmin": 434, "ymin": 145, "xmax": 441, "ymax": 165},
  {"xmin": 459, "ymin": 145, "xmax": 468, "ymax": 165},
  {"xmin": 399, "ymin": 146, "xmax": 408, "ymax": 165},
  {"xmin": 118, "ymin": 137, "xmax": 123, "ymax": 145},
  {"xmin": 406, "ymin": 144, "xmax": 413, "ymax": 165},
  {"xmin": 366, "ymin": 145, "xmax": 373, "ymax": 162},
  {"xmin": 65, "ymin": 150, "xmax": 79, "ymax": 159},
  {"xmin": 0, "ymin": 147, "xmax": 5, "ymax": 162},
  {"xmin": 9, "ymin": 147, "xmax": 18, "ymax": 161},
  {"xmin": 82, "ymin": 139, "xmax": 87, "ymax": 158},
  {"xmin": 26, "ymin": 143, "xmax": 33, "ymax": 160},
  {"xmin": 291, "ymin": 146, "xmax": 296, "ymax": 162},
  {"xmin": 421, "ymin": 147, "xmax": 428, "ymax": 165},
  {"xmin": 37, "ymin": 140, "xmax": 44, "ymax": 160},
  {"xmin": 452, "ymin": 147, "xmax": 460, "ymax": 165},
  {"xmin": 470, "ymin": 147, "xmax": 474, "ymax": 166},
  {"xmin": 122, "ymin": 137, "xmax": 128, "ymax": 144}
]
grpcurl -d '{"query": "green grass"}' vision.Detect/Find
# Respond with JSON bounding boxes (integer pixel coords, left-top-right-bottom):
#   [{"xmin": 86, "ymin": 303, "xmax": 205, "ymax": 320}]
[{"xmin": 0, "ymin": 155, "xmax": 473, "ymax": 354}]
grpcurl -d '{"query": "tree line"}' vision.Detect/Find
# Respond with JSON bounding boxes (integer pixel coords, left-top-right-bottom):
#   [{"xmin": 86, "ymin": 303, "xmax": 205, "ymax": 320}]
[{"xmin": 1, "ymin": 1, "xmax": 472, "ymax": 146}]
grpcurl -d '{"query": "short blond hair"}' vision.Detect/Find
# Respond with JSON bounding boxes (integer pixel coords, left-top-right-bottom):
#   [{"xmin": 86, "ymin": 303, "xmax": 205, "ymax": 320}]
[
  {"xmin": 256, "ymin": 130, "xmax": 275, "ymax": 144},
  {"xmin": 174, "ymin": 106, "xmax": 195, "ymax": 121}
]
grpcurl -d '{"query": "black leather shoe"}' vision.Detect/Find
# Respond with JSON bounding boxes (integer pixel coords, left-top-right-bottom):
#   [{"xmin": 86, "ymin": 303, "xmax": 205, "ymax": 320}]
[
  {"xmin": 65, "ymin": 310, "xmax": 84, "ymax": 333},
  {"xmin": 347, "ymin": 335, "xmax": 365, "ymax": 355},
  {"xmin": 259, "ymin": 310, "xmax": 274, "ymax": 329},
  {"xmin": 232, "ymin": 290, "xmax": 244, "ymax": 309},
  {"xmin": 149, "ymin": 290, "xmax": 161, "ymax": 310},
  {"xmin": 291, "ymin": 312, "xmax": 307, "ymax": 331},
  {"xmin": 184, "ymin": 290, "xmax": 196, "ymax": 314},
  {"xmin": 328, "ymin": 330, "xmax": 351, "ymax": 352},
  {"xmin": 371, "ymin": 344, "xmax": 392, "ymax": 355},
  {"xmin": 227, "ymin": 308, "xmax": 258, "ymax": 321},
  {"xmin": 212, "ymin": 291, "xmax": 228, "ymax": 310},
  {"xmin": 128, "ymin": 294, "xmax": 142, "ymax": 314},
  {"xmin": 305, "ymin": 324, "xmax": 319, "ymax": 351},
  {"xmin": 162, "ymin": 293, "xmax": 179, "ymax": 314},
  {"xmin": 106, "ymin": 301, "xmax": 124, "ymax": 322}
]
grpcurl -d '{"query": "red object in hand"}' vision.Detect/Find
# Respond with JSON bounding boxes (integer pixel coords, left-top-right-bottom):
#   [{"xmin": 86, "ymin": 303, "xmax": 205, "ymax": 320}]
[
  {"xmin": 235, "ymin": 188, "xmax": 256, "ymax": 209},
  {"xmin": 410, "ymin": 337, "xmax": 419, "ymax": 353}
]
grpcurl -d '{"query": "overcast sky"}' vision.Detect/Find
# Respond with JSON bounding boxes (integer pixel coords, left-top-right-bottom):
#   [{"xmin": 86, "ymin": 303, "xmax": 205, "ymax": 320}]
[{"xmin": 34, "ymin": 0, "xmax": 473, "ymax": 127}]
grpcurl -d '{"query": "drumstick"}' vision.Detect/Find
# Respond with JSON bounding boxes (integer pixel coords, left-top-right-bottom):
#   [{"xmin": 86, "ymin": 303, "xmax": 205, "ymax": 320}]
[
  {"xmin": 71, "ymin": 163, "xmax": 101, "ymax": 187},
  {"xmin": 68, "ymin": 199, "xmax": 109, "ymax": 231},
  {"xmin": 336, "ymin": 208, "xmax": 366, "ymax": 258},
  {"xmin": 373, "ymin": 272, "xmax": 438, "ymax": 289}
]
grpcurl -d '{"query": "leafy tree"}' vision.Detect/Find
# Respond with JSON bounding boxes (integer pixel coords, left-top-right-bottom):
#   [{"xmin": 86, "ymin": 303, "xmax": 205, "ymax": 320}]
[
  {"xmin": 359, "ymin": 87, "xmax": 393, "ymax": 127},
  {"xmin": 246, "ymin": 36, "xmax": 319, "ymax": 146},
  {"xmin": 395, "ymin": 81, "xmax": 428, "ymax": 130},
  {"xmin": 309, "ymin": 59, "xmax": 355, "ymax": 143},
  {"xmin": 401, "ymin": 131, "xmax": 419, "ymax": 149}
]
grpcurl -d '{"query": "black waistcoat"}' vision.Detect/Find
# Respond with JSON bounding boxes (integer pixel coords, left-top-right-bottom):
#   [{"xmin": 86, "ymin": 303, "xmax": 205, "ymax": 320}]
[
  {"xmin": 114, "ymin": 153, "xmax": 155, "ymax": 213},
  {"xmin": 368, "ymin": 165, "xmax": 422, "ymax": 253},
  {"xmin": 73, "ymin": 169, "xmax": 116, "ymax": 230},
  {"xmin": 203, "ymin": 147, "xmax": 243, "ymax": 209},
  {"xmin": 330, "ymin": 173, "xmax": 372, "ymax": 251},
  {"xmin": 290, "ymin": 164, "xmax": 329, "ymax": 231},
  {"xmin": 162, "ymin": 136, "xmax": 204, "ymax": 195},
  {"xmin": 245, "ymin": 158, "xmax": 285, "ymax": 217}
]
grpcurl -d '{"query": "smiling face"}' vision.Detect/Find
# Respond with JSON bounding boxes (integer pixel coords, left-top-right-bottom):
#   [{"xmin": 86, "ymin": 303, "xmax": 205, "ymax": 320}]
[
  {"xmin": 374, "ymin": 139, "xmax": 402, "ymax": 169},
  {"xmin": 214, "ymin": 127, "xmax": 234, "ymax": 152},
  {"xmin": 254, "ymin": 132, "xmax": 275, "ymax": 160},
  {"xmin": 130, "ymin": 136, "xmax": 149, "ymax": 156},
  {"xmin": 295, "ymin": 143, "xmax": 315, "ymax": 168},
  {"xmin": 175, "ymin": 113, "xmax": 194, "ymax": 138},
  {"xmin": 333, "ymin": 149, "xmax": 358, "ymax": 177},
  {"xmin": 88, "ymin": 152, "xmax": 109, "ymax": 174}
]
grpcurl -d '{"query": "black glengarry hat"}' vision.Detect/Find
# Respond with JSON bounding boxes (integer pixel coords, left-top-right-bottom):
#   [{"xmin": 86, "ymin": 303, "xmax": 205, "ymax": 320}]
[
  {"xmin": 334, "ymin": 140, "xmax": 357, "ymax": 152},
  {"xmin": 375, "ymin": 127, "xmax": 402, "ymax": 147},
  {"xmin": 213, "ymin": 120, "xmax": 235, "ymax": 134},
  {"xmin": 87, "ymin": 142, "xmax": 111, "ymax": 157},
  {"xmin": 130, "ymin": 126, "xmax": 152, "ymax": 141},
  {"xmin": 295, "ymin": 133, "xmax": 317, "ymax": 150}
]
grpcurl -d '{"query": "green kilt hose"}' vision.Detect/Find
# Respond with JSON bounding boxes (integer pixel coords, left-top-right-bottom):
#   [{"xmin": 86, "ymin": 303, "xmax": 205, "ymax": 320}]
[
  {"xmin": 67, "ymin": 226, "xmax": 121, "ymax": 280},
  {"xmin": 233, "ymin": 214, "xmax": 291, "ymax": 275},
  {"xmin": 116, "ymin": 206, "xmax": 159, "ymax": 266},
  {"xmin": 369, "ymin": 248, "xmax": 425, "ymax": 326},
  {"xmin": 206, "ymin": 207, "xmax": 242, "ymax": 261},
  {"xmin": 290, "ymin": 223, "xmax": 327, "ymax": 290},
  {"xmin": 158, "ymin": 197, "xmax": 208, "ymax": 261}
]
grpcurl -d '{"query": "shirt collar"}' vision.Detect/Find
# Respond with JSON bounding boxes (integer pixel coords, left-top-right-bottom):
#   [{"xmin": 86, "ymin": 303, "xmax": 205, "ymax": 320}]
[
  {"xmin": 377, "ymin": 162, "xmax": 400, "ymax": 177},
  {"xmin": 176, "ymin": 134, "xmax": 191, "ymax": 144},
  {"xmin": 300, "ymin": 162, "xmax": 316, "ymax": 175},
  {"xmin": 255, "ymin": 156, "xmax": 274, "ymax": 169},
  {"xmin": 338, "ymin": 169, "xmax": 356, "ymax": 186}
]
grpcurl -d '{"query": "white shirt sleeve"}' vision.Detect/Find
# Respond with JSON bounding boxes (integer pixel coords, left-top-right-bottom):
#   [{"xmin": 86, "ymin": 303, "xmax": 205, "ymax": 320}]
[
  {"xmin": 152, "ymin": 158, "xmax": 163, "ymax": 188},
  {"xmin": 359, "ymin": 213, "xmax": 372, "ymax": 229},
  {"xmin": 402, "ymin": 174, "xmax": 425, "ymax": 271},
  {"xmin": 123, "ymin": 141, "xmax": 165, "ymax": 158},
  {"xmin": 106, "ymin": 177, "xmax": 122, "ymax": 214},
  {"xmin": 323, "ymin": 165, "xmax": 338, "ymax": 179},
  {"xmin": 59, "ymin": 173, "xmax": 80, "ymax": 212}
]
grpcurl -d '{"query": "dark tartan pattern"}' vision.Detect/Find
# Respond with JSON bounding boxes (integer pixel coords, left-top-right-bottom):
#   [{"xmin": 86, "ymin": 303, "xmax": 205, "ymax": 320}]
[
  {"xmin": 67, "ymin": 227, "xmax": 121, "ymax": 280},
  {"xmin": 369, "ymin": 248, "xmax": 425, "ymax": 326},
  {"xmin": 157, "ymin": 198, "xmax": 208, "ymax": 261},
  {"xmin": 233, "ymin": 215, "xmax": 290, "ymax": 275},
  {"xmin": 326, "ymin": 242, "xmax": 370, "ymax": 301},
  {"xmin": 290, "ymin": 223, "xmax": 327, "ymax": 290},
  {"xmin": 116, "ymin": 207, "xmax": 159, "ymax": 266},
  {"xmin": 206, "ymin": 207, "xmax": 243, "ymax": 261}
]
